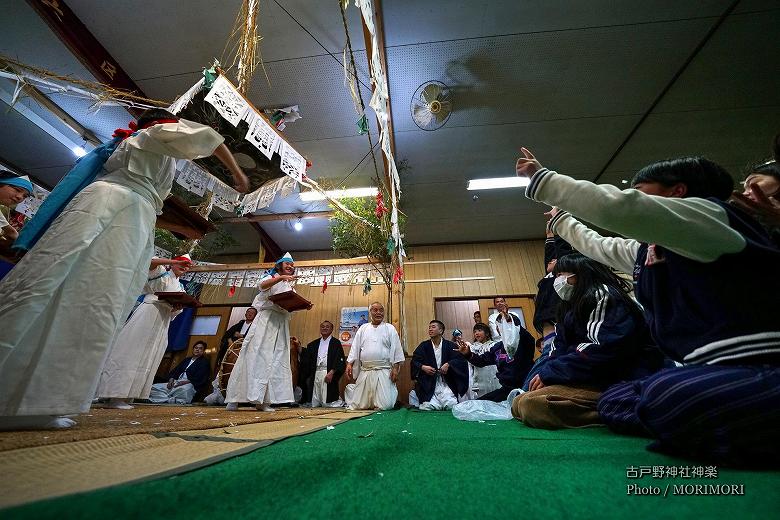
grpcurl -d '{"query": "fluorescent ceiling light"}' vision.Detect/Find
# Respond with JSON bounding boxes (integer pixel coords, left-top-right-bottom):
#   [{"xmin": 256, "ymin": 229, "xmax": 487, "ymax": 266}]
[
  {"xmin": 467, "ymin": 177, "xmax": 530, "ymax": 190},
  {"xmin": 300, "ymin": 187, "xmax": 378, "ymax": 201},
  {"xmin": 72, "ymin": 146, "xmax": 87, "ymax": 158}
]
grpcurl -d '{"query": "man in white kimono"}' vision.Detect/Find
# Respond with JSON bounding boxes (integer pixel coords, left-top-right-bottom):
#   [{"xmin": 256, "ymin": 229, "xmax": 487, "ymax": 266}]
[{"xmin": 345, "ymin": 302, "xmax": 404, "ymax": 410}]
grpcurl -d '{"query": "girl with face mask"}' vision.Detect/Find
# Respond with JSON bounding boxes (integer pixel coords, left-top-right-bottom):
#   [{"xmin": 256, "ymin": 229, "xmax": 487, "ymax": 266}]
[
  {"xmin": 513, "ymin": 254, "xmax": 664, "ymax": 429},
  {"xmin": 731, "ymin": 158, "xmax": 780, "ymax": 247}
]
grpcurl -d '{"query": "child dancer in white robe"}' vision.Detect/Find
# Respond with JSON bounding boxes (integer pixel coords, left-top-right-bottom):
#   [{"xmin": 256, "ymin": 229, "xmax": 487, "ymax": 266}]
[
  {"xmin": 226, "ymin": 253, "xmax": 307, "ymax": 411},
  {"xmin": 96, "ymin": 254, "xmax": 192, "ymax": 409},
  {"xmin": 0, "ymin": 109, "xmax": 248, "ymax": 430}
]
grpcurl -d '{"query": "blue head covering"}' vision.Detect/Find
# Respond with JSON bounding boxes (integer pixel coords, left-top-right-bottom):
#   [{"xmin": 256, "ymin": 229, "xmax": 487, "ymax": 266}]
[
  {"xmin": 0, "ymin": 175, "xmax": 34, "ymax": 195},
  {"xmin": 266, "ymin": 252, "xmax": 294, "ymax": 276}
]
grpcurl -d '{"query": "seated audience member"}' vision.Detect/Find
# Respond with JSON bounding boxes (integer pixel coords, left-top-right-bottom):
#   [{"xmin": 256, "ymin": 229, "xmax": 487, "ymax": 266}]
[
  {"xmin": 217, "ymin": 307, "xmax": 258, "ymax": 365},
  {"xmin": 533, "ymin": 221, "xmax": 574, "ymax": 338},
  {"xmin": 517, "ymin": 148, "xmax": 780, "ymax": 464},
  {"xmin": 731, "ymin": 158, "xmax": 780, "ymax": 246},
  {"xmin": 149, "ymin": 342, "xmax": 210, "ymax": 404},
  {"xmin": 411, "ymin": 320, "xmax": 468, "ymax": 410},
  {"xmin": 488, "ymin": 297, "xmax": 526, "ymax": 354},
  {"xmin": 525, "ymin": 218, "xmax": 575, "ymax": 385},
  {"xmin": 299, "ymin": 320, "xmax": 346, "ymax": 407},
  {"xmin": 345, "ymin": 302, "xmax": 404, "ymax": 410},
  {"xmin": 513, "ymin": 254, "xmax": 663, "ymax": 429},
  {"xmin": 473, "ymin": 310, "xmax": 483, "ymax": 325},
  {"xmin": 467, "ymin": 323, "xmax": 501, "ymax": 398},
  {"xmin": 456, "ymin": 323, "xmax": 535, "ymax": 402},
  {"xmin": 0, "ymin": 172, "xmax": 33, "ymax": 250}
]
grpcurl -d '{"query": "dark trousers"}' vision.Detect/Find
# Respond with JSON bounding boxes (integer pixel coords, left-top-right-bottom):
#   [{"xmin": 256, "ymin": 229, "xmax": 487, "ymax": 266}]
[
  {"xmin": 597, "ymin": 364, "xmax": 780, "ymax": 466},
  {"xmin": 478, "ymin": 385, "xmax": 513, "ymax": 402}
]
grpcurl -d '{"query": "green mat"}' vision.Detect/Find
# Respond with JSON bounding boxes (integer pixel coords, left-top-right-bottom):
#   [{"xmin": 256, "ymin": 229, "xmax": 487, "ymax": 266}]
[{"xmin": 5, "ymin": 410, "xmax": 779, "ymax": 519}]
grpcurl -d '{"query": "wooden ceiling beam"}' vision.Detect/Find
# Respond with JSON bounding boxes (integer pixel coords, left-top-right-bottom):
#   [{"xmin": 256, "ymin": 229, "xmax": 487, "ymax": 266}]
[
  {"xmin": 249, "ymin": 221, "xmax": 282, "ymax": 262},
  {"xmin": 26, "ymin": 0, "xmax": 148, "ymax": 116}
]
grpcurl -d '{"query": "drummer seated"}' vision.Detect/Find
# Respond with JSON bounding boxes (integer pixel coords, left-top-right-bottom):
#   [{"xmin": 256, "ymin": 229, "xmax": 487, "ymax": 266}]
[{"xmin": 149, "ymin": 342, "xmax": 210, "ymax": 404}]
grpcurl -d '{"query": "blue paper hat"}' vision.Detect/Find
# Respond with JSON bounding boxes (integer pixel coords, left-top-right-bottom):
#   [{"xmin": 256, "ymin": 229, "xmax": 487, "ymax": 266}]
[{"xmin": 0, "ymin": 174, "xmax": 34, "ymax": 195}]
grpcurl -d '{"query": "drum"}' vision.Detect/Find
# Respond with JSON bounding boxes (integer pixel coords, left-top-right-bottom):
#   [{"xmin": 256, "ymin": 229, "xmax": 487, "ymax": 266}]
[{"xmin": 218, "ymin": 338, "xmax": 243, "ymax": 395}]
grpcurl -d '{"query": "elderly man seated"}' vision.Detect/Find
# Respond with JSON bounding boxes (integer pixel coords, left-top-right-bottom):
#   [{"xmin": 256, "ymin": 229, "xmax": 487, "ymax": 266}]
[{"xmin": 149, "ymin": 342, "xmax": 210, "ymax": 404}]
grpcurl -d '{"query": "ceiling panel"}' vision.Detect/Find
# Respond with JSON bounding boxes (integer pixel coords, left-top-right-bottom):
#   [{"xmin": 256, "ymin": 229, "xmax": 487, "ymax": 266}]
[
  {"xmin": 603, "ymin": 106, "xmax": 780, "ymax": 176},
  {"xmin": 261, "ymin": 217, "xmax": 335, "ymax": 252},
  {"xmin": 396, "ymin": 114, "xmax": 640, "ymax": 187},
  {"xmin": 0, "ymin": 100, "xmax": 75, "ymax": 187},
  {"xmin": 387, "ymin": 18, "xmax": 715, "ymax": 133},
  {"xmin": 67, "ymin": 0, "xmax": 367, "ymax": 81},
  {"xmin": 383, "ymin": 0, "xmax": 732, "ymax": 47},
  {"xmin": 653, "ymin": 10, "xmax": 780, "ymax": 113}
]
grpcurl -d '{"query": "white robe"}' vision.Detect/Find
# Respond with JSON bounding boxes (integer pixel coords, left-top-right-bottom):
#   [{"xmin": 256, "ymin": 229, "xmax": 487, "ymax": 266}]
[
  {"xmin": 96, "ymin": 265, "xmax": 184, "ymax": 399},
  {"xmin": 0, "ymin": 119, "xmax": 223, "ymax": 416},
  {"xmin": 345, "ymin": 322, "xmax": 404, "ymax": 410},
  {"xmin": 225, "ymin": 276, "xmax": 295, "ymax": 405},
  {"xmin": 470, "ymin": 339, "xmax": 501, "ymax": 398}
]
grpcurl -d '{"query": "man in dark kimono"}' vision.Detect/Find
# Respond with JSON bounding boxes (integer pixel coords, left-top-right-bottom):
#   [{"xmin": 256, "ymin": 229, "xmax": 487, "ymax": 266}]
[
  {"xmin": 411, "ymin": 320, "xmax": 468, "ymax": 410},
  {"xmin": 299, "ymin": 320, "xmax": 347, "ymax": 407},
  {"xmin": 217, "ymin": 307, "xmax": 258, "ymax": 367}
]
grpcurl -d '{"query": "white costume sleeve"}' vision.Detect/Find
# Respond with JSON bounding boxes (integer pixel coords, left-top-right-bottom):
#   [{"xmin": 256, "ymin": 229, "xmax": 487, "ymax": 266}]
[
  {"xmin": 128, "ymin": 119, "xmax": 224, "ymax": 160},
  {"xmin": 488, "ymin": 313, "xmax": 500, "ymax": 339},
  {"xmin": 551, "ymin": 211, "xmax": 639, "ymax": 275},
  {"xmin": 526, "ymin": 168, "xmax": 746, "ymax": 263},
  {"xmin": 387, "ymin": 324, "xmax": 405, "ymax": 363},
  {"xmin": 347, "ymin": 325, "xmax": 364, "ymax": 364}
]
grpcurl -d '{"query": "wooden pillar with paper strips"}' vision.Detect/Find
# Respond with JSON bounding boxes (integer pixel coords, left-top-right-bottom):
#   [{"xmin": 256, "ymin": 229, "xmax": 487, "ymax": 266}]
[{"xmin": 358, "ymin": 0, "xmax": 405, "ymax": 346}]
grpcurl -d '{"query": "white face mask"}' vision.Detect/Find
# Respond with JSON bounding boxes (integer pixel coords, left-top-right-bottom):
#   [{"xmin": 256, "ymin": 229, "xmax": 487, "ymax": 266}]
[{"xmin": 553, "ymin": 274, "xmax": 575, "ymax": 301}]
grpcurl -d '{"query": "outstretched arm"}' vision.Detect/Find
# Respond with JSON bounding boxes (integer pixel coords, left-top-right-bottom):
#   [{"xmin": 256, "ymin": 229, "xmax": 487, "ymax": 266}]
[
  {"xmin": 213, "ymin": 144, "xmax": 250, "ymax": 193},
  {"xmin": 516, "ymin": 148, "xmax": 746, "ymax": 263}
]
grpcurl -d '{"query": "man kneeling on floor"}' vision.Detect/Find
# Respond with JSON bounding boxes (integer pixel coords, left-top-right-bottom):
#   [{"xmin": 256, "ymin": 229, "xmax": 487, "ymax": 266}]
[
  {"xmin": 149, "ymin": 342, "xmax": 210, "ymax": 404},
  {"xmin": 345, "ymin": 302, "xmax": 404, "ymax": 410},
  {"xmin": 411, "ymin": 320, "xmax": 468, "ymax": 410}
]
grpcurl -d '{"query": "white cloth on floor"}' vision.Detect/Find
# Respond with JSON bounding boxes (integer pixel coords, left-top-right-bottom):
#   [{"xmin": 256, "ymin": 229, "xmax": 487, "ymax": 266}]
[
  {"xmin": 203, "ymin": 376, "xmax": 225, "ymax": 405},
  {"xmin": 0, "ymin": 119, "xmax": 222, "ymax": 417},
  {"xmin": 149, "ymin": 382, "xmax": 196, "ymax": 404},
  {"xmin": 345, "ymin": 322, "xmax": 404, "ymax": 410},
  {"xmin": 226, "ymin": 276, "xmax": 295, "ymax": 405},
  {"xmin": 96, "ymin": 265, "xmax": 184, "ymax": 399}
]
